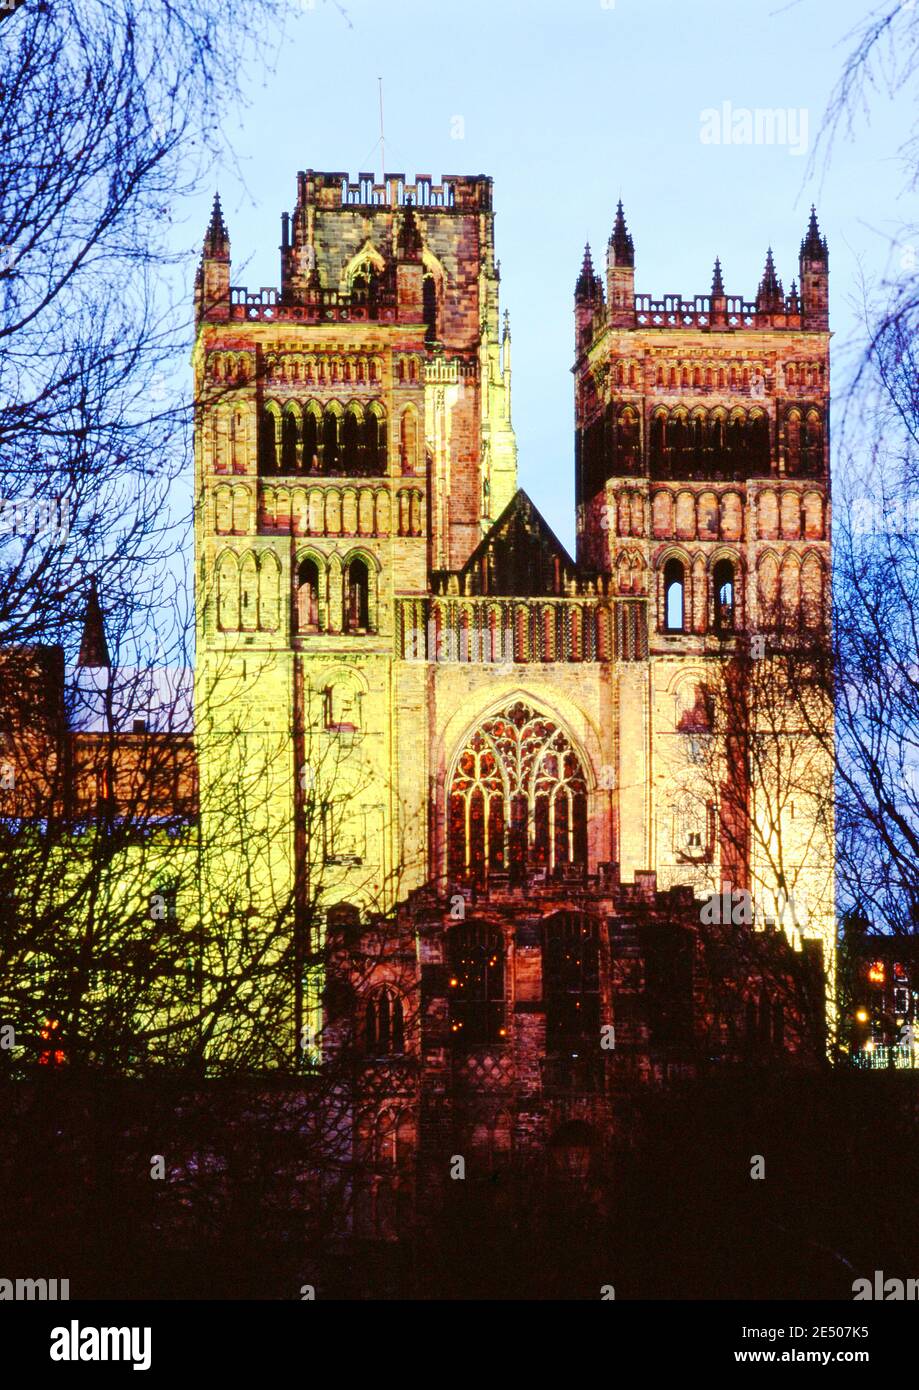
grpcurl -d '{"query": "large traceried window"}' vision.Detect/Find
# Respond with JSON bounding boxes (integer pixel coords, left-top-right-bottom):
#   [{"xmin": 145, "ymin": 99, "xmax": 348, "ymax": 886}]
[{"xmin": 447, "ymin": 700, "xmax": 588, "ymax": 886}]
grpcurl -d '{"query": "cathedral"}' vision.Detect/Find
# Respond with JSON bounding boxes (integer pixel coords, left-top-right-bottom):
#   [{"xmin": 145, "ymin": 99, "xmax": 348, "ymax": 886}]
[
  {"xmin": 188, "ymin": 170, "xmax": 835, "ymax": 1214},
  {"xmin": 0, "ymin": 166, "xmax": 838, "ymax": 1247}
]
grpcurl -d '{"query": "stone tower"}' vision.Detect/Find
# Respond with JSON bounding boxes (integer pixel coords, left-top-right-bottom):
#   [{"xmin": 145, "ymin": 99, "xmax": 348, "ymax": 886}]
[
  {"xmin": 192, "ymin": 175, "xmax": 518, "ymax": 972},
  {"xmin": 574, "ymin": 202, "xmax": 834, "ymax": 972}
]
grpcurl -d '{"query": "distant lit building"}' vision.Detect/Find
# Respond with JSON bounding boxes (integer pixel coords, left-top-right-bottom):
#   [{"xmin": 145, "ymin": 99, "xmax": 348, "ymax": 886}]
[{"xmin": 841, "ymin": 916, "xmax": 919, "ymax": 1068}]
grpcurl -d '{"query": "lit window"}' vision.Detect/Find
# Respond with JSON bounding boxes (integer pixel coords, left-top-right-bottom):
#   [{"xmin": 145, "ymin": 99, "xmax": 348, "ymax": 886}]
[{"xmin": 447, "ymin": 924, "xmax": 505, "ymax": 1045}]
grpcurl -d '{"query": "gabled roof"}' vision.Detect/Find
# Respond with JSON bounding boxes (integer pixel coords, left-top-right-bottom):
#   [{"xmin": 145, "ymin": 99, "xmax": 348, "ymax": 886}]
[{"xmin": 454, "ymin": 489, "xmax": 579, "ymax": 597}]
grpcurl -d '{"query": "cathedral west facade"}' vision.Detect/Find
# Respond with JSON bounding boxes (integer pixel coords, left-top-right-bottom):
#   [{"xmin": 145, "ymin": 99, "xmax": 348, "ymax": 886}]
[
  {"xmin": 0, "ymin": 165, "xmax": 837, "ymax": 1234},
  {"xmin": 190, "ymin": 170, "xmax": 835, "ymax": 1212},
  {"xmin": 193, "ymin": 170, "xmax": 832, "ymax": 933}
]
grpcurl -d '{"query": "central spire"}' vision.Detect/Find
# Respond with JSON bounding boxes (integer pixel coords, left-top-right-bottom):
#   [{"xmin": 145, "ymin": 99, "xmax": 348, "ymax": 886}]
[{"xmin": 757, "ymin": 246, "xmax": 784, "ymax": 311}]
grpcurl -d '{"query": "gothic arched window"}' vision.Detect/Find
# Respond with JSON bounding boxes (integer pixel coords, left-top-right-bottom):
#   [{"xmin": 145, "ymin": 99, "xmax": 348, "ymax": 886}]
[
  {"xmin": 282, "ymin": 408, "xmax": 299, "ymax": 472},
  {"xmin": 364, "ymin": 404, "xmax": 385, "ymax": 474},
  {"xmin": 617, "ymin": 408, "xmax": 640, "ymax": 471},
  {"xmin": 727, "ymin": 413, "xmax": 746, "ymax": 470},
  {"xmin": 447, "ymin": 699, "xmax": 588, "ymax": 886},
  {"xmin": 447, "ymin": 923, "xmax": 506, "ymax": 1045},
  {"xmin": 259, "ymin": 404, "xmax": 279, "ymax": 474},
  {"xmin": 664, "ymin": 557, "xmax": 685, "ymax": 631},
  {"xmin": 691, "ymin": 412, "xmax": 706, "ymax": 469},
  {"xmin": 710, "ymin": 411, "xmax": 726, "ymax": 464},
  {"xmin": 323, "ymin": 409, "xmax": 340, "ymax": 472},
  {"xmin": 749, "ymin": 412, "xmax": 770, "ymax": 472},
  {"xmin": 785, "ymin": 408, "xmax": 801, "ymax": 473},
  {"xmin": 216, "ymin": 551, "xmax": 239, "ymax": 631},
  {"xmin": 713, "ymin": 557, "xmax": 735, "ymax": 632},
  {"xmin": 303, "ymin": 407, "xmax": 320, "ymax": 472},
  {"xmin": 670, "ymin": 411, "xmax": 689, "ymax": 472},
  {"xmin": 803, "ymin": 409, "xmax": 823, "ymax": 473},
  {"xmin": 297, "ymin": 557, "xmax": 320, "ymax": 633},
  {"xmin": 343, "ymin": 556, "xmax": 370, "ymax": 632},
  {"xmin": 341, "ymin": 407, "xmax": 361, "ymax": 473},
  {"xmin": 366, "ymin": 988, "xmax": 405, "ymax": 1057},
  {"xmin": 650, "ymin": 411, "xmax": 667, "ymax": 473}
]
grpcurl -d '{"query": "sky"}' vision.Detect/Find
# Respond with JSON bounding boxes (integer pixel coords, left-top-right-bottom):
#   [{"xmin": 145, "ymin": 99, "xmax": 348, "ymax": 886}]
[{"xmin": 186, "ymin": 0, "xmax": 917, "ymax": 552}]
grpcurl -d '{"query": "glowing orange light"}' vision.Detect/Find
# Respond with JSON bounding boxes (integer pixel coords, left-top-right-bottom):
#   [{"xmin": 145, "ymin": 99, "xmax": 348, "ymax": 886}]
[
  {"xmin": 855, "ymin": 1009, "xmax": 869, "ymax": 1023},
  {"xmin": 38, "ymin": 1018, "xmax": 65, "ymax": 1067},
  {"xmin": 868, "ymin": 962, "xmax": 885, "ymax": 983}
]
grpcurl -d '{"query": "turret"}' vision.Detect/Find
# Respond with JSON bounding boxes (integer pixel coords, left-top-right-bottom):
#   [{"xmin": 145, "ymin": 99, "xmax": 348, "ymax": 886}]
[
  {"xmin": 756, "ymin": 246, "xmax": 784, "ymax": 315},
  {"xmin": 195, "ymin": 193, "xmax": 231, "ymax": 322},
  {"xmin": 710, "ymin": 256, "xmax": 726, "ymax": 324},
  {"xmin": 575, "ymin": 242, "xmax": 604, "ymax": 350},
  {"xmin": 799, "ymin": 207, "xmax": 829, "ymax": 330},
  {"xmin": 606, "ymin": 201, "xmax": 635, "ymax": 328}
]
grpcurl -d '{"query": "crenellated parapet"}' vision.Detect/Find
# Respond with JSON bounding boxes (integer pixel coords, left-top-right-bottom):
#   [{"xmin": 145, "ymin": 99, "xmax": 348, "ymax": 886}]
[{"xmin": 575, "ymin": 205, "xmax": 830, "ymax": 354}]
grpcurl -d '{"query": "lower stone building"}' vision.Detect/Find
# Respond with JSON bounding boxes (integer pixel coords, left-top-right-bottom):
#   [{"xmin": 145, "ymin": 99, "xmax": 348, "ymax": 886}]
[{"xmin": 323, "ymin": 865, "xmax": 825, "ymax": 1241}]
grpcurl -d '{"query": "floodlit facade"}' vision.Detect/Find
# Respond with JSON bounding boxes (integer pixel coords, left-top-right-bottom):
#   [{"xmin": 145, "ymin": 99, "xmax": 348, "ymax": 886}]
[{"xmin": 191, "ymin": 173, "xmax": 834, "ymax": 987}]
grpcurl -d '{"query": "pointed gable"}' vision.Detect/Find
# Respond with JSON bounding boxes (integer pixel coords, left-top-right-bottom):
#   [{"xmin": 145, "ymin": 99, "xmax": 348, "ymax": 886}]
[{"xmin": 457, "ymin": 490, "xmax": 578, "ymax": 596}]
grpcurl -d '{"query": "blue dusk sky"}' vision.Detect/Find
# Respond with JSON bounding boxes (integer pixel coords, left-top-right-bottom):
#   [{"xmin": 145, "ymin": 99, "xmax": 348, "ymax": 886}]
[{"xmin": 191, "ymin": 0, "xmax": 915, "ymax": 551}]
